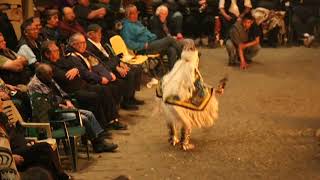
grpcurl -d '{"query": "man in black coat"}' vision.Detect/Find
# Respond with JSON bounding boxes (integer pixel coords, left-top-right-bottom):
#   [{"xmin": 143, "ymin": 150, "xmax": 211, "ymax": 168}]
[
  {"xmin": 41, "ymin": 40, "xmax": 127, "ymax": 130},
  {"xmin": 65, "ymin": 32, "xmax": 140, "ymax": 111},
  {"xmin": 86, "ymin": 24, "xmax": 144, "ymax": 106}
]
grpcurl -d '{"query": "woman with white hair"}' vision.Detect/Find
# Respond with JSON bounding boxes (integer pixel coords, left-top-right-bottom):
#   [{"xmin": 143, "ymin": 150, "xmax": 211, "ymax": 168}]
[
  {"xmin": 150, "ymin": 4, "xmax": 184, "ymax": 69},
  {"xmin": 157, "ymin": 39, "xmax": 226, "ymax": 150},
  {"xmin": 150, "ymin": 4, "xmax": 184, "ymax": 40}
]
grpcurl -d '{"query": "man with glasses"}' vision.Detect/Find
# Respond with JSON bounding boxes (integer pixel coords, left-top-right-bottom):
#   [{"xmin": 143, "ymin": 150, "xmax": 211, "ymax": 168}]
[
  {"xmin": 42, "ymin": 40, "xmax": 127, "ymax": 131},
  {"xmin": 17, "ymin": 18, "xmax": 41, "ymax": 73},
  {"xmin": 86, "ymin": 24, "xmax": 144, "ymax": 107}
]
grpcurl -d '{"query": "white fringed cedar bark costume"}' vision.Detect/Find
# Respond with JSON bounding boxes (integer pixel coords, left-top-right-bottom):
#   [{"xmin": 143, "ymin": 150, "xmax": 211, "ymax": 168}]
[{"xmin": 157, "ymin": 39, "xmax": 226, "ymax": 150}]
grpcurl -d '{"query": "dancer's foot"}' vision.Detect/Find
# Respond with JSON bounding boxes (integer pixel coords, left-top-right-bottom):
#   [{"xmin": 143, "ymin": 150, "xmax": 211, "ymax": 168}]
[
  {"xmin": 182, "ymin": 143, "xmax": 195, "ymax": 151},
  {"xmin": 168, "ymin": 136, "xmax": 180, "ymax": 146},
  {"xmin": 180, "ymin": 128, "xmax": 194, "ymax": 150}
]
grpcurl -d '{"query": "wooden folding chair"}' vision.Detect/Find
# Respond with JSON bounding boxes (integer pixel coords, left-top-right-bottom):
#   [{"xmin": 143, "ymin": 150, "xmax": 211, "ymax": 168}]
[{"xmin": 2, "ymin": 100, "xmax": 54, "ymax": 145}]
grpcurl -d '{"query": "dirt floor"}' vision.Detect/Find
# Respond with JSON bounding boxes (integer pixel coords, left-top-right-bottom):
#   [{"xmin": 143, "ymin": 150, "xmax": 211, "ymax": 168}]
[{"xmin": 70, "ymin": 47, "xmax": 320, "ymax": 180}]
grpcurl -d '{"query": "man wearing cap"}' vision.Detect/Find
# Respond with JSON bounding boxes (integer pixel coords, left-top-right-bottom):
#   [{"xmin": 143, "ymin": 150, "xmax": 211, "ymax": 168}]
[
  {"xmin": 86, "ymin": 24, "xmax": 144, "ymax": 106},
  {"xmin": 42, "ymin": 40, "xmax": 128, "ymax": 130},
  {"xmin": 64, "ymin": 32, "xmax": 139, "ymax": 110}
]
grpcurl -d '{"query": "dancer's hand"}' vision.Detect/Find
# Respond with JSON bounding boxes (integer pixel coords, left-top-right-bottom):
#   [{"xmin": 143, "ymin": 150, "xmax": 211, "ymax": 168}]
[{"xmin": 240, "ymin": 61, "xmax": 248, "ymax": 70}]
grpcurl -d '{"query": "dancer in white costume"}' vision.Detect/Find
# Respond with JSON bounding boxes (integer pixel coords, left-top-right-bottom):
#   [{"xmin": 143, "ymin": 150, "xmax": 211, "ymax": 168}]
[{"xmin": 157, "ymin": 39, "xmax": 227, "ymax": 150}]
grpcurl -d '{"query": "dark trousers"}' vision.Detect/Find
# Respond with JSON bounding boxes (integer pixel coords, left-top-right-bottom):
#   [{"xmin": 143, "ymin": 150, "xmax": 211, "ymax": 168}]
[
  {"xmin": 221, "ymin": 14, "xmax": 237, "ymax": 40},
  {"xmin": 14, "ymin": 142, "xmax": 68, "ymax": 180},
  {"xmin": 292, "ymin": 14, "xmax": 317, "ymax": 37},
  {"xmin": 73, "ymin": 84, "xmax": 119, "ymax": 128},
  {"xmin": 147, "ymin": 36, "xmax": 182, "ymax": 70},
  {"xmin": 183, "ymin": 13, "xmax": 215, "ymax": 38},
  {"xmin": 115, "ymin": 65, "xmax": 142, "ymax": 101}
]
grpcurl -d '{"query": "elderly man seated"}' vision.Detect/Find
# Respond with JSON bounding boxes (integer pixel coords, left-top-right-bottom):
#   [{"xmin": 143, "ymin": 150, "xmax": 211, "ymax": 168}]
[
  {"xmin": 0, "ymin": 32, "xmax": 32, "ymax": 85},
  {"xmin": 86, "ymin": 24, "xmax": 144, "ymax": 106},
  {"xmin": 120, "ymin": 4, "xmax": 182, "ymax": 70},
  {"xmin": 28, "ymin": 64, "xmax": 118, "ymax": 153},
  {"xmin": 64, "ymin": 32, "xmax": 139, "ymax": 110},
  {"xmin": 42, "ymin": 40, "xmax": 126, "ymax": 130}
]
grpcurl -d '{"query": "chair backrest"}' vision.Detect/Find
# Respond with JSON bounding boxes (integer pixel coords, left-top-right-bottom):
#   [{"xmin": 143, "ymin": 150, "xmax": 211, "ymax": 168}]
[
  {"xmin": 109, "ymin": 35, "xmax": 149, "ymax": 64},
  {"xmin": 2, "ymin": 100, "xmax": 23, "ymax": 126},
  {"xmin": 109, "ymin": 35, "xmax": 131, "ymax": 57}
]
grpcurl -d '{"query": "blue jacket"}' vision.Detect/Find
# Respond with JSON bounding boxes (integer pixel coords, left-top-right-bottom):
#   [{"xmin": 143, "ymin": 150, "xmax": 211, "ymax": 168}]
[{"xmin": 120, "ymin": 19, "xmax": 157, "ymax": 51}]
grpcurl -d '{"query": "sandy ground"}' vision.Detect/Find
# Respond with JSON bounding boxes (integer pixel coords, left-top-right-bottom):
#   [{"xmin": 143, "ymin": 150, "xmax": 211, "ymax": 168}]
[{"xmin": 70, "ymin": 47, "xmax": 320, "ymax": 180}]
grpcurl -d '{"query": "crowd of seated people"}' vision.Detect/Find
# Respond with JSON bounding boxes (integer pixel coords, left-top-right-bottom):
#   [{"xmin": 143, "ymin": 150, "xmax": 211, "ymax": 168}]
[{"xmin": 0, "ymin": 0, "xmax": 319, "ymax": 178}]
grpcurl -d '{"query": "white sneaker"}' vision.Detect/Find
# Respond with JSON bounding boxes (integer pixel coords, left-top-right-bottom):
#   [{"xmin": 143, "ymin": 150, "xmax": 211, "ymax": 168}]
[
  {"xmin": 146, "ymin": 78, "xmax": 158, "ymax": 88},
  {"xmin": 303, "ymin": 35, "xmax": 315, "ymax": 47}
]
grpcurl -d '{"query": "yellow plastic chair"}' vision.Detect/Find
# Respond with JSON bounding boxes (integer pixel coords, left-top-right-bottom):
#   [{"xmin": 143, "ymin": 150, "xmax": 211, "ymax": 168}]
[{"xmin": 109, "ymin": 35, "xmax": 161, "ymax": 65}]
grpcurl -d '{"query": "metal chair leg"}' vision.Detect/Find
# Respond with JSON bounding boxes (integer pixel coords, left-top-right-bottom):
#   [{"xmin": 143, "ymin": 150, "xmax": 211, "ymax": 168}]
[
  {"xmin": 81, "ymin": 135, "xmax": 90, "ymax": 160},
  {"xmin": 69, "ymin": 137, "xmax": 78, "ymax": 171}
]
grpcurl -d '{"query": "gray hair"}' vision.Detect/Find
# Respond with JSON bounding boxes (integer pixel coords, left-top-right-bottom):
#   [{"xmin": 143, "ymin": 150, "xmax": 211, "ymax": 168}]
[
  {"xmin": 125, "ymin": 4, "xmax": 137, "ymax": 18},
  {"xmin": 68, "ymin": 32, "xmax": 84, "ymax": 46},
  {"xmin": 182, "ymin": 39, "xmax": 196, "ymax": 51},
  {"xmin": 155, "ymin": 5, "xmax": 168, "ymax": 16},
  {"xmin": 41, "ymin": 40, "xmax": 56, "ymax": 57}
]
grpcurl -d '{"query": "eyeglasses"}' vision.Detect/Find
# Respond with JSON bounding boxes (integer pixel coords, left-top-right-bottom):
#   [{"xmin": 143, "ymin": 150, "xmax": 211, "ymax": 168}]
[
  {"xmin": 75, "ymin": 41, "xmax": 86, "ymax": 45},
  {"xmin": 50, "ymin": 48, "xmax": 60, "ymax": 53},
  {"xmin": 26, "ymin": 27, "xmax": 38, "ymax": 32},
  {"xmin": 129, "ymin": 10, "xmax": 140, "ymax": 15}
]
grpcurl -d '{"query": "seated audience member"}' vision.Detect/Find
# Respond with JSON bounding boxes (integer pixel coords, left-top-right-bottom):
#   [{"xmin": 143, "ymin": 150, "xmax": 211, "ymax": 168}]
[
  {"xmin": 32, "ymin": 16, "xmax": 47, "ymax": 43},
  {"xmin": 59, "ymin": 7, "xmax": 86, "ymax": 45},
  {"xmin": 53, "ymin": 0, "xmax": 77, "ymax": 9},
  {"xmin": 41, "ymin": 9, "xmax": 60, "ymax": 42},
  {"xmin": 121, "ymin": 4, "xmax": 182, "ymax": 70},
  {"xmin": 152, "ymin": 0, "xmax": 184, "ymax": 38},
  {"xmin": 74, "ymin": 0, "xmax": 108, "ymax": 30},
  {"xmin": 17, "ymin": 18, "xmax": 42, "ymax": 72},
  {"xmin": 254, "ymin": 0, "xmax": 281, "ymax": 10},
  {"xmin": 65, "ymin": 33, "xmax": 138, "ymax": 110},
  {"xmin": 178, "ymin": 0, "xmax": 217, "ymax": 46},
  {"xmin": 291, "ymin": 0, "xmax": 320, "ymax": 47},
  {"xmin": 0, "ymin": 106, "xmax": 71, "ymax": 180},
  {"xmin": 219, "ymin": 0, "xmax": 253, "ymax": 40},
  {"xmin": 90, "ymin": 0, "xmax": 117, "ymax": 26},
  {"xmin": 226, "ymin": 13, "xmax": 261, "ymax": 69},
  {"xmin": 0, "ymin": 78, "xmax": 31, "ymax": 120},
  {"xmin": 41, "ymin": 40, "xmax": 126, "ymax": 130},
  {"xmin": 0, "ymin": 12, "xmax": 18, "ymax": 51},
  {"xmin": 150, "ymin": 5, "xmax": 184, "ymax": 68},
  {"xmin": 86, "ymin": 24, "xmax": 144, "ymax": 106},
  {"xmin": 0, "ymin": 32, "xmax": 32, "ymax": 85},
  {"xmin": 0, "ymin": 99, "xmax": 20, "ymax": 180},
  {"xmin": 28, "ymin": 64, "xmax": 118, "ymax": 152}
]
